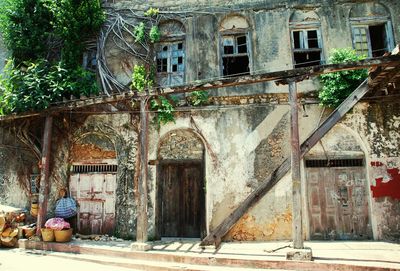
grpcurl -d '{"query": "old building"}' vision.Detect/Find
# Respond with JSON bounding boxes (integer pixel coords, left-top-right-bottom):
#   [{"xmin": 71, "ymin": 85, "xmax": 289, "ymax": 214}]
[{"xmin": 0, "ymin": 0, "xmax": 400, "ymax": 244}]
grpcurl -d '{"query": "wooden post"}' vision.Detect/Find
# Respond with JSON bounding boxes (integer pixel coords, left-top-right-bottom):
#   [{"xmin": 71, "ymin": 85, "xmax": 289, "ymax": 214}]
[
  {"xmin": 288, "ymin": 80, "xmax": 303, "ymax": 249},
  {"xmin": 136, "ymin": 96, "xmax": 149, "ymax": 243},
  {"xmin": 36, "ymin": 116, "xmax": 53, "ymax": 235}
]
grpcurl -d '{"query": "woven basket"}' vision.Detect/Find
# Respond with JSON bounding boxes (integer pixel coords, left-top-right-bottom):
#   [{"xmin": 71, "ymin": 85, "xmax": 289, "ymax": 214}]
[
  {"xmin": 30, "ymin": 203, "xmax": 39, "ymax": 217},
  {"xmin": 41, "ymin": 228, "xmax": 54, "ymax": 242},
  {"xmin": 23, "ymin": 227, "xmax": 36, "ymax": 238},
  {"xmin": 54, "ymin": 228, "xmax": 72, "ymax": 242},
  {"xmin": 1, "ymin": 236, "xmax": 17, "ymax": 247}
]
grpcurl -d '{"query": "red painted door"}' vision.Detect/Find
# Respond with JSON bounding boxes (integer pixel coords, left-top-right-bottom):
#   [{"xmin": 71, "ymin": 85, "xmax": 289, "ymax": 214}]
[
  {"xmin": 70, "ymin": 173, "xmax": 116, "ymax": 235},
  {"xmin": 307, "ymin": 166, "xmax": 370, "ymax": 240}
]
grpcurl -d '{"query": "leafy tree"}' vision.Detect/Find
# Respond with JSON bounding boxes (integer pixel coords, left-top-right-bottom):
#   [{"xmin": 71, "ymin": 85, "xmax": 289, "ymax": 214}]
[
  {"xmin": 44, "ymin": 0, "xmax": 105, "ymax": 67},
  {"xmin": 0, "ymin": 59, "xmax": 98, "ymax": 114},
  {"xmin": 0, "ymin": 0, "xmax": 105, "ymax": 114},
  {"xmin": 319, "ymin": 48, "xmax": 367, "ymax": 107},
  {"xmin": 0, "ymin": 0, "xmax": 53, "ymax": 63}
]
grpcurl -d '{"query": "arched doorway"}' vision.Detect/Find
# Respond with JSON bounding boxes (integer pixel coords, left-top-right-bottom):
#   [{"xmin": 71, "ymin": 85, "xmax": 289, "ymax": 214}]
[
  {"xmin": 69, "ymin": 133, "xmax": 118, "ymax": 235},
  {"xmin": 305, "ymin": 126, "xmax": 371, "ymax": 240},
  {"xmin": 156, "ymin": 129, "xmax": 206, "ymax": 239}
]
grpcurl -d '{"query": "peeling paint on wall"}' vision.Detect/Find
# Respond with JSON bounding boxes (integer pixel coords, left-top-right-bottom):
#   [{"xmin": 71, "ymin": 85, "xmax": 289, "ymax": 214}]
[
  {"xmin": 370, "ymin": 161, "xmax": 400, "ymax": 199},
  {"xmin": 226, "ymin": 208, "xmax": 292, "ymax": 241}
]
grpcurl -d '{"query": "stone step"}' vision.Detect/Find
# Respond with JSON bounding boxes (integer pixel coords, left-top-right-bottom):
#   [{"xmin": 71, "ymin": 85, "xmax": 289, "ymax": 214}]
[
  {"xmin": 44, "ymin": 251, "xmax": 288, "ymax": 271},
  {"xmin": 18, "ymin": 240, "xmax": 400, "ymax": 271}
]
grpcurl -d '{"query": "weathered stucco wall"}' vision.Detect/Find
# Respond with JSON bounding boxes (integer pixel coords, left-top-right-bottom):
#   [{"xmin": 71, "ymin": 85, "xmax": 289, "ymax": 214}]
[
  {"xmin": 340, "ymin": 102, "xmax": 400, "ymax": 241},
  {"xmin": 0, "ymin": 122, "xmax": 40, "ymax": 210},
  {"xmin": 105, "ymin": 0, "xmax": 400, "ymax": 97},
  {"xmin": 0, "ymin": 0, "xmax": 400, "ymax": 243},
  {"xmin": 147, "ymin": 103, "xmax": 324, "ymax": 241}
]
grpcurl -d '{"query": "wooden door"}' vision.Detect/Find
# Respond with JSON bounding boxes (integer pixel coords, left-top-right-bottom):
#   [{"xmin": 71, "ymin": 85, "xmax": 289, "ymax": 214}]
[
  {"xmin": 307, "ymin": 165, "xmax": 369, "ymax": 240},
  {"xmin": 70, "ymin": 173, "xmax": 117, "ymax": 235},
  {"xmin": 159, "ymin": 161, "xmax": 204, "ymax": 238}
]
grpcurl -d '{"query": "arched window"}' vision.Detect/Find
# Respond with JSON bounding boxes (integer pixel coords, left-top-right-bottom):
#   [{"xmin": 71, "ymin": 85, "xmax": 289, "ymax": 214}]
[
  {"xmin": 349, "ymin": 3, "xmax": 395, "ymax": 57},
  {"xmin": 289, "ymin": 11, "xmax": 323, "ymax": 68},
  {"xmin": 219, "ymin": 15, "xmax": 251, "ymax": 77},
  {"xmin": 155, "ymin": 20, "xmax": 186, "ymax": 87}
]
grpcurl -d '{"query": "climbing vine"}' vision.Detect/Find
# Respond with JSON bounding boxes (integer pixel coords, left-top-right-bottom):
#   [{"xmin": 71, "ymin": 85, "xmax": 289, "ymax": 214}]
[
  {"xmin": 187, "ymin": 91, "xmax": 209, "ymax": 106},
  {"xmin": 131, "ymin": 65, "xmax": 154, "ymax": 92},
  {"xmin": 0, "ymin": 0, "xmax": 105, "ymax": 115},
  {"xmin": 319, "ymin": 48, "xmax": 368, "ymax": 108},
  {"xmin": 150, "ymin": 96, "xmax": 176, "ymax": 126}
]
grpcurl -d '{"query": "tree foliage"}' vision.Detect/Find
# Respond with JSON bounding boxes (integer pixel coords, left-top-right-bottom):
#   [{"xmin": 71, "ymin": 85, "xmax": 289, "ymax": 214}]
[
  {"xmin": 0, "ymin": 59, "xmax": 98, "ymax": 114},
  {"xmin": 44, "ymin": 0, "xmax": 105, "ymax": 67},
  {"xmin": 150, "ymin": 96, "xmax": 175, "ymax": 126},
  {"xmin": 319, "ymin": 48, "xmax": 368, "ymax": 107},
  {"xmin": 0, "ymin": 0, "xmax": 53, "ymax": 62},
  {"xmin": 131, "ymin": 65, "xmax": 154, "ymax": 92},
  {"xmin": 0, "ymin": 0, "xmax": 105, "ymax": 115}
]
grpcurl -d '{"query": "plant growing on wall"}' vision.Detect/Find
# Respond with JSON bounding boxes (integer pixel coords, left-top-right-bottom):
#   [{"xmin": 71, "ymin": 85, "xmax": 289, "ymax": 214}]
[
  {"xmin": 150, "ymin": 96, "xmax": 176, "ymax": 126},
  {"xmin": 187, "ymin": 91, "xmax": 209, "ymax": 106},
  {"xmin": 319, "ymin": 48, "xmax": 368, "ymax": 107},
  {"xmin": 149, "ymin": 26, "xmax": 161, "ymax": 43},
  {"xmin": 0, "ymin": 0, "xmax": 105, "ymax": 115},
  {"xmin": 131, "ymin": 65, "xmax": 154, "ymax": 92}
]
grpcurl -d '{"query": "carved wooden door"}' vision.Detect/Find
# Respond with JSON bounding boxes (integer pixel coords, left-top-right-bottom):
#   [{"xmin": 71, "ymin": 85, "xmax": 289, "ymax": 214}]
[
  {"xmin": 159, "ymin": 161, "xmax": 204, "ymax": 238},
  {"xmin": 307, "ymin": 165, "xmax": 369, "ymax": 240},
  {"xmin": 70, "ymin": 173, "xmax": 116, "ymax": 235}
]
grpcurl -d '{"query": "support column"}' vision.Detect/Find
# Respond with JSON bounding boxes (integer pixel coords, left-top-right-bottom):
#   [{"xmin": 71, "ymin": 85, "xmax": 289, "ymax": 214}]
[
  {"xmin": 131, "ymin": 96, "xmax": 151, "ymax": 251},
  {"xmin": 36, "ymin": 116, "xmax": 53, "ymax": 235},
  {"xmin": 286, "ymin": 80, "xmax": 312, "ymax": 261},
  {"xmin": 289, "ymin": 80, "xmax": 303, "ymax": 250}
]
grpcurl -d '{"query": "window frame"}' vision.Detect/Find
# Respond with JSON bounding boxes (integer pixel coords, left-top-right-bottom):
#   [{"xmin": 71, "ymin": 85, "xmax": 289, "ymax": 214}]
[
  {"xmin": 219, "ymin": 31, "xmax": 252, "ymax": 77},
  {"xmin": 290, "ymin": 26, "xmax": 323, "ymax": 68},
  {"xmin": 350, "ymin": 17, "xmax": 395, "ymax": 58},
  {"xmin": 155, "ymin": 40, "xmax": 185, "ymax": 87}
]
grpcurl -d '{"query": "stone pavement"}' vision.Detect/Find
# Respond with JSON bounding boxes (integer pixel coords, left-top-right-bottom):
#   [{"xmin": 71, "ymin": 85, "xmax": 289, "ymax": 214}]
[{"xmin": 17, "ymin": 239, "xmax": 400, "ymax": 270}]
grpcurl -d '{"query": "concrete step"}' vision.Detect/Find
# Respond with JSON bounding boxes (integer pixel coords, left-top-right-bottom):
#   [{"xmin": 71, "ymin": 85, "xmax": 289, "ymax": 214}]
[
  {"xmin": 18, "ymin": 240, "xmax": 400, "ymax": 271},
  {"xmin": 43, "ymin": 251, "xmax": 289, "ymax": 271}
]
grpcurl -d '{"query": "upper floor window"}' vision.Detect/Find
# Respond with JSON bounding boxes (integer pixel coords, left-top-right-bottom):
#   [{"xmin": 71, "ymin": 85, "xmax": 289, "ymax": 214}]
[
  {"xmin": 350, "ymin": 3, "xmax": 395, "ymax": 57},
  {"xmin": 156, "ymin": 20, "xmax": 185, "ymax": 87},
  {"xmin": 290, "ymin": 11, "xmax": 323, "ymax": 68},
  {"xmin": 219, "ymin": 15, "xmax": 251, "ymax": 77}
]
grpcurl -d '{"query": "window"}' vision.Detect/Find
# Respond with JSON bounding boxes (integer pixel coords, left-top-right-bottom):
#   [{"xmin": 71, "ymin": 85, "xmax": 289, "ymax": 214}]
[
  {"xmin": 156, "ymin": 20, "xmax": 186, "ymax": 87},
  {"xmin": 291, "ymin": 29, "xmax": 322, "ymax": 68},
  {"xmin": 156, "ymin": 42, "xmax": 185, "ymax": 86},
  {"xmin": 219, "ymin": 15, "xmax": 251, "ymax": 77},
  {"xmin": 222, "ymin": 35, "xmax": 250, "ymax": 76},
  {"xmin": 352, "ymin": 24, "xmax": 392, "ymax": 57},
  {"xmin": 349, "ymin": 3, "xmax": 395, "ymax": 57}
]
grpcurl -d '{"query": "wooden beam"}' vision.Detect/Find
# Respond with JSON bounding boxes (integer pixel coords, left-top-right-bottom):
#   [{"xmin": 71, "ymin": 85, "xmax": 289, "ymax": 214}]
[
  {"xmin": 136, "ymin": 96, "xmax": 149, "ymax": 243},
  {"xmin": 288, "ymin": 81, "xmax": 303, "ymax": 249},
  {"xmin": 36, "ymin": 116, "xmax": 53, "ymax": 235},
  {"xmin": 200, "ymin": 158, "xmax": 291, "ymax": 247},
  {"xmin": 167, "ymin": 55, "xmax": 400, "ymax": 94},
  {"xmin": 200, "ymin": 79, "xmax": 370, "ymax": 247},
  {"xmin": 0, "ymin": 56, "xmax": 399, "ymax": 122},
  {"xmin": 300, "ymin": 79, "xmax": 368, "ymax": 157}
]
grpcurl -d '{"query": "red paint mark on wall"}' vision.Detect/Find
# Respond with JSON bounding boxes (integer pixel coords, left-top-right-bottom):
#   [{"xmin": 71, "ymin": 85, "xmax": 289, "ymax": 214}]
[
  {"xmin": 371, "ymin": 168, "xmax": 400, "ymax": 199},
  {"xmin": 371, "ymin": 161, "xmax": 384, "ymax": 167}
]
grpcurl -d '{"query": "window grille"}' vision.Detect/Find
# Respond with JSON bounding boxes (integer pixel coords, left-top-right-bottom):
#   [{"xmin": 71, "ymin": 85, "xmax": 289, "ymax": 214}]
[
  {"xmin": 305, "ymin": 159, "xmax": 364, "ymax": 168},
  {"xmin": 72, "ymin": 164, "xmax": 118, "ymax": 173}
]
